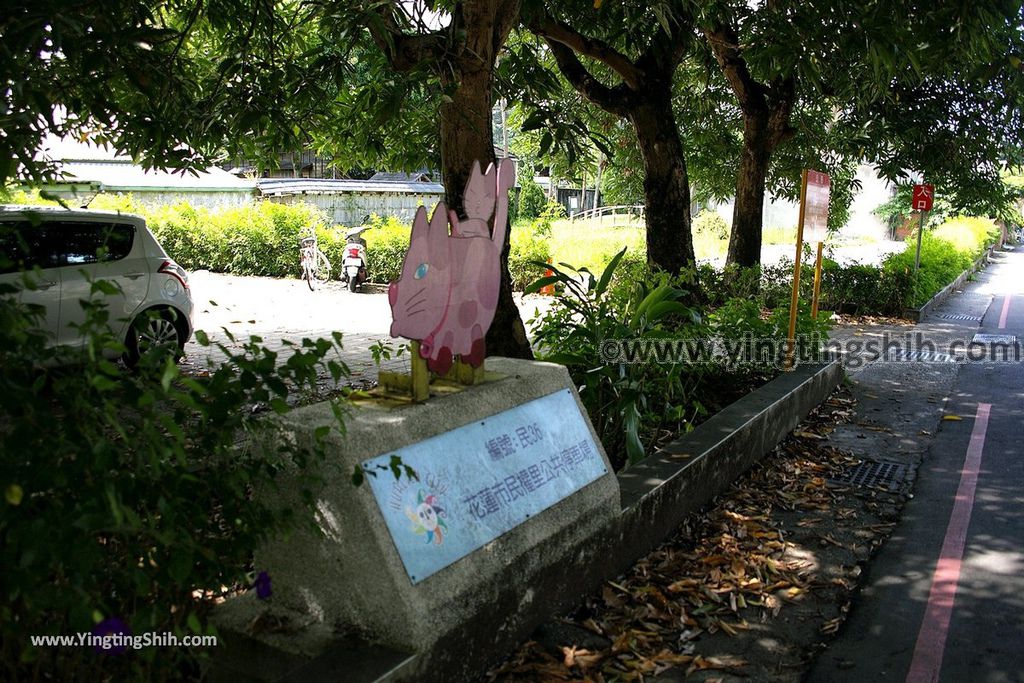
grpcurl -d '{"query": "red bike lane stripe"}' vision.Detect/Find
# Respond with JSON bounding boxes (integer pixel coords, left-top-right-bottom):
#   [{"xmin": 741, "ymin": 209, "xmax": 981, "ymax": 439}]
[
  {"xmin": 998, "ymin": 294, "xmax": 1011, "ymax": 329},
  {"xmin": 906, "ymin": 402, "xmax": 992, "ymax": 683}
]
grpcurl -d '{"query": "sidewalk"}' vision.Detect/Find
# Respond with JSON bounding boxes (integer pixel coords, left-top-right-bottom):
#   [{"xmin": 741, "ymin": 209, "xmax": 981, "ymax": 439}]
[
  {"xmin": 487, "ymin": 248, "xmax": 1022, "ymax": 682},
  {"xmin": 808, "ymin": 247, "xmax": 1024, "ymax": 681}
]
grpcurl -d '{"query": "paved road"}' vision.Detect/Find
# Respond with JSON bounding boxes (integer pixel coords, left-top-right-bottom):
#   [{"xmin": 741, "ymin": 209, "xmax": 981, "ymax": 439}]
[
  {"xmin": 179, "ymin": 271, "xmax": 553, "ymax": 384},
  {"xmin": 808, "ymin": 248, "xmax": 1024, "ymax": 682}
]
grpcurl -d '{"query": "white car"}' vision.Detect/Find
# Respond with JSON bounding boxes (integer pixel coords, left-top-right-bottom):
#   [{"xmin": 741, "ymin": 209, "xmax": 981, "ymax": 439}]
[{"xmin": 0, "ymin": 205, "xmax": 194, "ymax": 365}]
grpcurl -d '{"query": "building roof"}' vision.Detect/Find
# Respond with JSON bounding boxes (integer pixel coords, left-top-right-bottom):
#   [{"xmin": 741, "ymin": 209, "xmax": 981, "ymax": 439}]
[
  {"xmin": 257, "ymin": 178, "xmax": 446, "ymax": 196},
  {"xmin": 369, "ymin": 171, "xmax": 435, "ymax": 183},
  {"xmin": 51, "ymin": 161, "xmax": 256, "ymax": 192},
  {"xmin": 33, "ymin": 135, "xmax": 255, "ymax": 192}
]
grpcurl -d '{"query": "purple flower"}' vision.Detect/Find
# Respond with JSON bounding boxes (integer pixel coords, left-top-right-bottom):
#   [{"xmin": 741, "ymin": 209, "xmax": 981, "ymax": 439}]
[
  {"xmin": 254, "ymin": 571, "xmax": 272, "ymax": 600},
  {"xmin": 92, "ymin": 617, "xmax": 131, "ymax": 655}
]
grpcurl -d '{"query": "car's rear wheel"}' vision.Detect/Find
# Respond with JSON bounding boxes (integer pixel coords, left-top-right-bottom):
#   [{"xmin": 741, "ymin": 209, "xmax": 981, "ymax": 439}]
[{"xmin": 124, "ymin": 308, "xmax": 186, "ymax": 368}]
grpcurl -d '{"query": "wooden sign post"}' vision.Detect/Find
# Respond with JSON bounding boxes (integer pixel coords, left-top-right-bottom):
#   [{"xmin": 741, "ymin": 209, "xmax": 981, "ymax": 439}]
[{"xmin": 786, "ymin": 169, "xmax": 830, "ymax": 369}]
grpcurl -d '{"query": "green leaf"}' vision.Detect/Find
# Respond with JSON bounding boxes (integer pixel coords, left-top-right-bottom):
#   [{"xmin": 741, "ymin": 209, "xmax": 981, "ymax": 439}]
[
  {"xmin": 596, "ymin": 248, "xmax": 627, "ymax": 296},
  {"xmin": 630, "ymin": 283, "xmax": 674, "ymax": 327},
  {"xmin": 160, "ymin": 360, "xmax": 177, "ymax": 392},
  {"xmin": 541, "ymin": 351, "xmax": 590, "ymax": 366},
  {"xmin": 645, "ymin": 301, "xmax": 692, "ymax": 321},
  {"xmin": 624, "ymin": 407, "xmax": 644, "ymax": 463},
  {"xmin": 524, "ymin": 275, "xmax": 560, "ymax": 294},
  {"xmin": 520, "ymin": 110, "xmax": 547, "ymax": 131},
  {"xmin": 538, "ymin": 130, "xmax": 553, "ymax": 157},
  {"xmin": 388, "ymin": 455, "xmax": 404, "ymax": 480},
  {"xmin": 5, "ymin": 484, "xmax": 24, "ymax": 506}
]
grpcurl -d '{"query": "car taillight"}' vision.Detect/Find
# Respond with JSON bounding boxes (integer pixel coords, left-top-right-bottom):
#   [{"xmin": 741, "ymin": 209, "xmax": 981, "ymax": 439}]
[{"xmin": 158, "ymin": 260, "xmax": 190, "ymax": 289}]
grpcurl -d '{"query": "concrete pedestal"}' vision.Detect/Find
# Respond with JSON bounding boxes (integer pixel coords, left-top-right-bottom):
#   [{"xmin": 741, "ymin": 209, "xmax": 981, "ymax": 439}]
[{"xmin": 214, "ymin": 358, "xmax": 620, "ymax": 680}]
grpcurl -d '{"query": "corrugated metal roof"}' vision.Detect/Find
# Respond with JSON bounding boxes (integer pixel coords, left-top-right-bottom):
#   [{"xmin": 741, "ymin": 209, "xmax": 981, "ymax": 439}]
[
  {"xmin": 55, "ymin": 161, "xmax": 256, "ymax": 191},
  {"xmin": 369, "ymin": 171, "xmax": 434, "ymax": 183},
  {"xmin": 257, "ymin": 178, "xmax": 446, "ymax": 196},
  {"xmin": 33, "ymin": 135, "xmax": 255, "ymax": 191}
]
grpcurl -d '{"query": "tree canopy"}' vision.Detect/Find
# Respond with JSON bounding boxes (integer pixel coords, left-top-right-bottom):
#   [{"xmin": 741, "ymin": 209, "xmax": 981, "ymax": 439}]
[{"xmin": 4, "ymin": 0, "xmax": 1024, "ymax": 287}]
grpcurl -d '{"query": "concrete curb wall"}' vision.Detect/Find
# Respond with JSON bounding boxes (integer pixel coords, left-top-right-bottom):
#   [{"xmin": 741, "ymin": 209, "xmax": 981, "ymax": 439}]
[
  {"xmin": 904, "ymin": 243, "xmax": 997, "ymax": 322},
  {"xmin": 420, "ymin": 357, "xmax": 844, "ymax": 682},
  {"xmin": 616, "ymin": 358, "xmax": 844, "ymax": 558}
]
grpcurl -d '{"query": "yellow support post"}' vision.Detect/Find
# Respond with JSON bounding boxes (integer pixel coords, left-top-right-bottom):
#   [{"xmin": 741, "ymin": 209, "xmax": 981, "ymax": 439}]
[{"xmin": 410, "ymin": 341, "xmax": 430, "ymax": 402}]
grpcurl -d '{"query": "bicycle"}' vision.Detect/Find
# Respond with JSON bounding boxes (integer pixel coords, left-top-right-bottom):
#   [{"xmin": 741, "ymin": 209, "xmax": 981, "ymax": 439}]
[{"xmin": 299, "ymin": 231, "xmax": 331, "ymax": 291}]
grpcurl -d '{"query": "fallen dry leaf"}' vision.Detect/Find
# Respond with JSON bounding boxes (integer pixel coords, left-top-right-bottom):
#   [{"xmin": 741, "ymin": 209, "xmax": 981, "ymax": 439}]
[{"xmin": 487, "ymin": 386, "xmax": 900, "ymax": 683}]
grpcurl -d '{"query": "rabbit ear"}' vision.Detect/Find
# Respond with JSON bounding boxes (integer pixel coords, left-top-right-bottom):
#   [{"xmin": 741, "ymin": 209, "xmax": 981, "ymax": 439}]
[
  {"xmin": 410, "ymin": 205, "xmax": 429, "ymax": 242},
  {"xmin": 465, "ymin": 160, "xmax": 482, "ymax": 192},
  {"xmin": 491, "ymin": 159, "xmax": 516, "ymax": 247},
  {"xmin": 428, "ymin": 201, "xmax": 451, "ymax": 259},
  {"xmin": 496, "ymin": 158, "xmax": 515, "ymax": 193},
  {"xmin": 463, "ymin": 160, "xmax": 494, "ymax": 221}
]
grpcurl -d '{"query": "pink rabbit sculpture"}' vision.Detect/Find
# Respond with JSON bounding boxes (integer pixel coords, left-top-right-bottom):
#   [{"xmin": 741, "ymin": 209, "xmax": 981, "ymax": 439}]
[{"xmin": 388, "ymin": 159, "xmax": 515, "ymax": 375}]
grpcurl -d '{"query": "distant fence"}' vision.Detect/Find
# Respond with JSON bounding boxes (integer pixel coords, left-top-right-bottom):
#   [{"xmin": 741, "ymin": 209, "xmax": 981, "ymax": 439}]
[{"xmin": 570, "ymin": 205, "xmax": 645, "ymax": 226}]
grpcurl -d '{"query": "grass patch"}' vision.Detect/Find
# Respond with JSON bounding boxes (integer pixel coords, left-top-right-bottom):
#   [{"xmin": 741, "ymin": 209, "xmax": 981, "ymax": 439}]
[
  {"xmin": 762, "ymin": 225, "xmax": 797, "ymax": 245},
  {"xmin": 549, "ymin": 219, "xmax": 646, "ymax": 272}
]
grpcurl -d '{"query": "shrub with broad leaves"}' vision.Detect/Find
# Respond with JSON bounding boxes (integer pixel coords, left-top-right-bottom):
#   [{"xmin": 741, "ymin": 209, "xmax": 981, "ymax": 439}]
[{"xmin": 0, "ymin": 274, "xmax": 350, "ymax": 679}]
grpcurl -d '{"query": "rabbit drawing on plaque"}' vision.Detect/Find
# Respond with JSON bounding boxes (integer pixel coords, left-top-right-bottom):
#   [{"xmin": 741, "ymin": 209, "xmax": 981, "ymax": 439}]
[{"xmin": 388, "ymin": 159, "xmax": 515, "ymax": 375}]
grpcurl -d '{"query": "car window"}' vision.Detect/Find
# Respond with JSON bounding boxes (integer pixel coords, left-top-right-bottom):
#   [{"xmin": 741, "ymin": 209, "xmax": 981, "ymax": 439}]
[
  {"xmin": 0, "ymin": 222, "xmax": 59, "ymax": 274},
  {"xmin": 54, "ymin": 222, "xmax": 135, "ymax": 265}
]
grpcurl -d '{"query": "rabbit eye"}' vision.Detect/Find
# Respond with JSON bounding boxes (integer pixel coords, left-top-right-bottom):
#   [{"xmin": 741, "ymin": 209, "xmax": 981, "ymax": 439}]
[{"xmin": 414, "ymin": 263, "xmax": 429, "ymax": 279}]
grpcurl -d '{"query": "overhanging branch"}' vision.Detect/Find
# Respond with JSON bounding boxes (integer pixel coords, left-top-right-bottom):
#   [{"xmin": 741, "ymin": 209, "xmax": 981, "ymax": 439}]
[
  {"xmin": 365, "ymin": 1, "xmax": 447, "ymax": 72},
  {"xmin": 542, "ymin": 38, "xmax": 633, "ymax": 117},
  {"xmin": 703, "ymin": 24, "xmax": 766, "ymax": 114},
  {"xmin": 530, "ymin": 13, "xmax": 644, "ymax": 90}
]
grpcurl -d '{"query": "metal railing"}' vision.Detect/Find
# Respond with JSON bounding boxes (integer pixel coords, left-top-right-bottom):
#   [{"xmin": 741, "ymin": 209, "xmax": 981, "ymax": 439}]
[{"xmin": 569, "ymin": 204, "xmax": 645, "ymax": 225}]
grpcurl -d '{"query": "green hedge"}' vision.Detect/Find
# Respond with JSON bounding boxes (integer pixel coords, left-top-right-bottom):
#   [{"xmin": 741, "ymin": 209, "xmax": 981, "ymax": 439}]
[
  {"xmin": 5, "ymin": 193, "xmax": 1000, "ymax": 308},
  {"xmin": 693, "ymin": 209, "xmax": 729, "ymax": 240},
  {"xmin": 509, "ymin": 219, "xmax": 552, "ymax": 291},
  {"xmin": 138, "ymin": 201, "xmax": 552, "ymax": 289},
  {"xmin": 880, "ymin": 216, "xmax": 998, "ymax": 307},
  {"xmin": 362, "ymin": 215, "xmax": 411, "ymax": 283},
  {"xmin": 677, "ymin": 216, "xmax": 996, "ymax": 315},
  {"xmin": 143, "ymin": 201, "xmax": 337, "ymax": 278}
]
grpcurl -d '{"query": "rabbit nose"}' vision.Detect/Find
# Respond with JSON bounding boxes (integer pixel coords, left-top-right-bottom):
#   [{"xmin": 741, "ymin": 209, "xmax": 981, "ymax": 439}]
[{"xmin": 388, "ymin": 282, "xmax": 398, "ymax": 307}]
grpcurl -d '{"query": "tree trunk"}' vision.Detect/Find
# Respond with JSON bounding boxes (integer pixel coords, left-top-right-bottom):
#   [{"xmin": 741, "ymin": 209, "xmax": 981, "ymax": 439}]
[
  {"xmin": 439, "ymin": 62, "xmax": 532, "ymax": 360},
  {"xmin": 629, "ymin": 98, "xmax": 696, "ymax": 274},
  {"xmin": 726, "ymin": 112, "xmax": 771, "ymax": 268}
]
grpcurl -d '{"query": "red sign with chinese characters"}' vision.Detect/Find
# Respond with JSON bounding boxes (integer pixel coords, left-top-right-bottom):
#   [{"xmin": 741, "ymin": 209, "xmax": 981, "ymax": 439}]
[
  {"xmin": 912, "ymin": 183, "xmax": 934, "ymax": 212},
  {"xmin": 802, "ymin": 170, "xmax": 831, "ymax": 243}
]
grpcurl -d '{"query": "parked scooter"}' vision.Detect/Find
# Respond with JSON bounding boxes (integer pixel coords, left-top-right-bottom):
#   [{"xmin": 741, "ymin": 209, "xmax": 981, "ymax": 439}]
[{"xmin": 341, "ymin": 224, "xmax": 370, "ymax": 293}]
